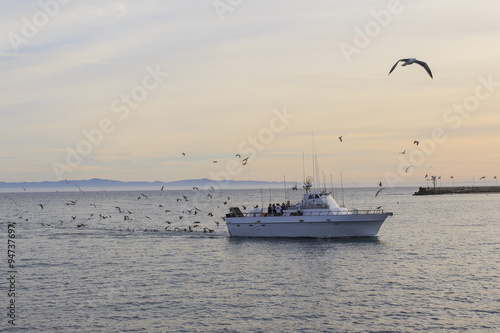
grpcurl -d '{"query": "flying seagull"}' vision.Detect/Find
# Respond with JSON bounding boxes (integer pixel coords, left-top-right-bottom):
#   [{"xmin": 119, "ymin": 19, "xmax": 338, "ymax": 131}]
[
  {"xmin": 338, "ymin": 135, "xmax": 344, "ymax": 142},
  {"xmin": 75, "ymin": 184, "xmax": 86, "ymax": 194},
  {"xmin": 388, "ymin": 58, "xmax": 433, "ymax": 79},
  {"xmin": 414, "ymin": 140, "xmax": 419, "ymax": 145},
  {"xmin": 375, "ymin": 188, "xmax": 384, "ymax": 198}
]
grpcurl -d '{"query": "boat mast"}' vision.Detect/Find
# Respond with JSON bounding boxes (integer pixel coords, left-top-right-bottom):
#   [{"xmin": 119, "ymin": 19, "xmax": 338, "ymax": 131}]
[
  {"xmin": 340, "ymin": 171, "xmax": 345, "ymax": 207},
  {"xmin": 260, "ymin": 187, "xmax": 264, "ymax": 213},
  {"xmin": 302, "ymin": 151, "xmax": 305, "ymax": 185},
  {"xmin": 283, "ymin": 175, "xmax": 287, "ymax": 203},
  {"xmin": 315, "ymin": 154, "xmax": 320, "ymax": 189},
  {"xmin": 330, "ymin": 173, "xmax": 335, "ymax": 199},
  {"xmin": 311, "ymin": 131, "xmax": 317, "ymax": 188},
  {"xmin": 322, "ymin": 171, "xmax": 326, "ymax": 192},
  {"xmin": 311, "ymin": 152, "xmax": 315, "ymax": 188}
]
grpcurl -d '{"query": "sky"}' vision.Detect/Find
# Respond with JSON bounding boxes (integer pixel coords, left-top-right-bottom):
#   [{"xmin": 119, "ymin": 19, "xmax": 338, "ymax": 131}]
[{"xmin": 1, "ymin": 0, "xmax": 500, "ymax": 187}]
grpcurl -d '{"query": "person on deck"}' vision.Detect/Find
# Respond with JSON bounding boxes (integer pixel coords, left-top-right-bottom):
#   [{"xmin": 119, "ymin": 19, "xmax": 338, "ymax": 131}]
[{"xmin": 276, "ymin": 204, "xmax": 282, "ymax": 216}]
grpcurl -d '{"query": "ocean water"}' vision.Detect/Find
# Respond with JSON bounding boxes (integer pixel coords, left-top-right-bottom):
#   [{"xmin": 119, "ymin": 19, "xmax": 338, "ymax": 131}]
[{"xmin": 1, "ymin": 187, "xmax": 499, "ymax": 332}]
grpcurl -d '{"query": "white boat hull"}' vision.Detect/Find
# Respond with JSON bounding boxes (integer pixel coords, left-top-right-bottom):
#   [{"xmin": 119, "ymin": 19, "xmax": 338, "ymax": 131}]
[{"xmin": 226, "ymin": 213, "xmax": 390, "ymax": 238}]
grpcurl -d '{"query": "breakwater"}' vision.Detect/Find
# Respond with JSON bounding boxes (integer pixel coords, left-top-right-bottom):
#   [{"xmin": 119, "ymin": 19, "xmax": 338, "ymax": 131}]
[{"xmin": 413, "ymin": 186, "xmax": 500, "ymax": 195}]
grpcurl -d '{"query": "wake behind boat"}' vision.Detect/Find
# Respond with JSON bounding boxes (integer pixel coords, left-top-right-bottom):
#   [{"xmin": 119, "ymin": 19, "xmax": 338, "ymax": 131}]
[{"xmin": 225, "ymin": 184, "xmax": 392, "ymax": 238}]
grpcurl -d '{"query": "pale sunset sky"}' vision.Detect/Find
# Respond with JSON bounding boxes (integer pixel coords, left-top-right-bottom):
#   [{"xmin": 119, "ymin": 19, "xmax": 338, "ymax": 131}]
[{"xmin": 1, "ymin": 0, "xmax": 499, "ymax": 186}]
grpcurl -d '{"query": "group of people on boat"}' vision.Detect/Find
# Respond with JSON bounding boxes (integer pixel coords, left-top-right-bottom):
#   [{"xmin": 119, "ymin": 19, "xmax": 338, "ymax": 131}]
[{"xmin": 267, "ymin": 201, "xmax": 292, "ymax": 216}]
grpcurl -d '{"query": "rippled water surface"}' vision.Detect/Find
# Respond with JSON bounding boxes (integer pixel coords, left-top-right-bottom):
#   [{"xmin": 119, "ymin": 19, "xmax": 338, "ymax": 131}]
[{"xmin": 1, "ymin": 187, "xmax": 499, "ymax": 332}]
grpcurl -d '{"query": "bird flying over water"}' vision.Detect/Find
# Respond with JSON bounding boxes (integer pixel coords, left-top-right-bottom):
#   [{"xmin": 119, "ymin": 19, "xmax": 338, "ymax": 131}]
[
  {"xmin": 75, "ymin": 184, "xmax": 86, "ymax": 194},
  {"xmin": 414, "ymin": 140, "xmax": 419, "ymax": 145},
  {"xmin": 375, "ymin": 188, "xmax": 384, "ymax": 198},
  {"xmin": 388, "ymin": 58, "xmax": 433, "ymax": 78},
  {"xmin": 338, "ymin": 135, "xmax": 344, "ymax": 142}
]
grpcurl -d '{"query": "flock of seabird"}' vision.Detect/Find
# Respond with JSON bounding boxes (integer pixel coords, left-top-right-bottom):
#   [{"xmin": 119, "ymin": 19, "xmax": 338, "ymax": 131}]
[
  {"xmin": 177, "ymin": 59, "xmax": 435, "ymax": 204},
  {"xmin": 336, "ymin": 58, "xmax": 434, "ymax": 198},
  {"xmin": 11, "ymin": 59, "xmax": 435, "ymax": 227},
  {"xmin": 182, "ymin": 152, "xmax": 251, "ymax": 167},
  {"xmin": 18, "ymin": 186, "xmax": 237, "ymax": 234}
]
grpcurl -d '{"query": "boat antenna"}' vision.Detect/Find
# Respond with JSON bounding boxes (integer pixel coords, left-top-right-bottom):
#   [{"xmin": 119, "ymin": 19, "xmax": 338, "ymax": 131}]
[
  {"xmin": 283, "ymin": 175, "xmax": 287, "ymax": 203},
  {"xmin": 311, "ymin": 131, "xmax": 317, "ymax": 188},
  {"xmin": 315, "ymin": 154, "xmax": 320, "ymax": 189},
  {"xmin": 330, "ymin": 173, "xmax": 335, "ymax": 199},
  {"xmin": 340, "ymin": 171, "xmax": 345, "ymax": 207},
  {"xmin": 311, "ymin": 152, "xmax": 315, "ymax": 188},
  {"xmin": 260, "ymin": 187, "xmax": 264, "ymax": 213},
  {"xmin": 302, "ymin": 151, "xmax": 305, "ymax": 185},
  {"xmin": 322, "ymin": 171, "xmax": 326, "ymax": 192}
]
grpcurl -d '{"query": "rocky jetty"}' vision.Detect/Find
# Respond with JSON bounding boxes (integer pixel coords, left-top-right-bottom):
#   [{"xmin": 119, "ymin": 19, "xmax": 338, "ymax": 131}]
[{"xmin": 413, "ymin": 186, "xmax": 500, "ymax": 195}]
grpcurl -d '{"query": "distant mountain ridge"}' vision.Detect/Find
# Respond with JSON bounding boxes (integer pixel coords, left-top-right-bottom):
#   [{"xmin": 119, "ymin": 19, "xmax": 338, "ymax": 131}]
[{"xmin": 0, "ymin": 178, "xmax": 295, "ymax": 191}]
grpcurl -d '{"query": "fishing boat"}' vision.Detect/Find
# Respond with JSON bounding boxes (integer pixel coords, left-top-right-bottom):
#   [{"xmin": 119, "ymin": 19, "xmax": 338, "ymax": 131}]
[{"xmin": 225, "ymin": 181, "xmax": 392, "ymax": 238}]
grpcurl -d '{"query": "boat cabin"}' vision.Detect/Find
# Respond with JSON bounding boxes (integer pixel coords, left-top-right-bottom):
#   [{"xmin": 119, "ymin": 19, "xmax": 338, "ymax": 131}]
[{"xmin": 299, "ymin": 192, "xmax": 346, "ymax": 212}]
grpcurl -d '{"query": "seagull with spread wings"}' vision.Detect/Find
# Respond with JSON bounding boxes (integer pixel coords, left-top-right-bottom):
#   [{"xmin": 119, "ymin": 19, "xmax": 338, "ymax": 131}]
[{"xmin": 388, "ymin": 58, "xmax": 433, "ymax": 79}]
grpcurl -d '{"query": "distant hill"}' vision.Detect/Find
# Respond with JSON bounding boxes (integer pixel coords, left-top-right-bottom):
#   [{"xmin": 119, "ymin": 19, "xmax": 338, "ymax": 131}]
[{"xmin": 0, "ymin": 178, "xmax": 295, "ymax": 192}]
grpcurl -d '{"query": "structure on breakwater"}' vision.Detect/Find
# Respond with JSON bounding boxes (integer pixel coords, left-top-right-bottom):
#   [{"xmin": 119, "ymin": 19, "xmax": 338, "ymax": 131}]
[{"xmin": 413, "ymin": 186, "xmax": 500, "ymax": 195}]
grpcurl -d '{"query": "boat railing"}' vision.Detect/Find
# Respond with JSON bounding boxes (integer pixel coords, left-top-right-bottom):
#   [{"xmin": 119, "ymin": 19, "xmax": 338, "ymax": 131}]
[{"xmin": 227, "ymin": 208, "xmax": 389, "ymax": 218}]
